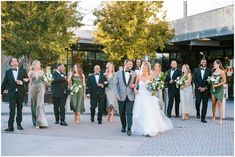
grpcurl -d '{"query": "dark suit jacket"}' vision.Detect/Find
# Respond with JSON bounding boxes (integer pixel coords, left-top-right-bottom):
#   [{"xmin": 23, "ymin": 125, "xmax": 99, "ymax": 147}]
[
  {"xmin": 51, "ymin": 71, "xmax": 68, "ymax": 97},
  {"xmin": 166, "ymin": 68, "xmax": 182, "ymax": 89},
  {"xmin": 86, "ymin": 74, "xmax": 108, "ymax": 99},
  {"xmin": 193, "ymin": 67, "xmax": 212, "ymax": 90},
  {"xmin": 1, "ymin": 68, "xmax": 28, "ymax": 99}
]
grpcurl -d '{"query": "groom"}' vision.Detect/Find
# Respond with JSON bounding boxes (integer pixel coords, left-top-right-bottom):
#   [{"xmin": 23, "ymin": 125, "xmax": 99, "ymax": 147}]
[{"xmin": 114, "ymin": 59, "xmax": 137, "ymax": 136}]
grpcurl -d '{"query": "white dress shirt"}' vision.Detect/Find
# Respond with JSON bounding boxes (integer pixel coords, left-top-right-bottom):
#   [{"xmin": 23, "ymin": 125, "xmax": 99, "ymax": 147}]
[
  {"xmin": 95, "ymin": 74, "xmax": 99, "ymax": 84},
  {"xmin": 12, "ymin": 68, "xmax": 18, "ymax": 81},
  {"xmin": 200, "ymin": 67, "xmax": 205, "ymax": 79},
  {"xmin": 124, "ymin": 70, "xmax": 130, "ymax": 84},
  {"xmin": 170, "ymin": 69, "xmax": 176, "ymax": 79}
]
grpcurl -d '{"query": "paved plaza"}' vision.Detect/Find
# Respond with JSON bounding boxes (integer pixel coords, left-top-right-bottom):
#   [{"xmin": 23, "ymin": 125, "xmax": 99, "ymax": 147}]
[{"xmin": 1, "ymin": 99, "xmax": 234, "ymax": 156}]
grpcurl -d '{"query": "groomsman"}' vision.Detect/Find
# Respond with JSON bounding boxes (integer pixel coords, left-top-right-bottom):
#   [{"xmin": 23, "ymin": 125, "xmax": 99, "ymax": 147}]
[
  {"xmin": 166, "ymin": 59, "xmax": 182, "ymax": 117},
  {"xmin": 1, "ymin": 58, "xmax": 28, "ymax": 132},
  {"xmin": 193, "ymin": 58, "xmax": 211, "ymax": 123},
  {"xmin": 51, "ymin": 64, "xmax": 68, "ymax": 126},
  {"xmin": 132, "ymin": 59, "xmax": 142, "ymax": 75},
  {"xmin": 86, "ymin": 65, "xmax": 108, "ymax": 124}
]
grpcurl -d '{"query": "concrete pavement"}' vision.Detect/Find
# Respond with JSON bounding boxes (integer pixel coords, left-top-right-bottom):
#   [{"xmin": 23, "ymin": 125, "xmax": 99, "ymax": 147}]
[{"xmin": 1, "ymin": 99, "xmax": 234, "ymax": 156}]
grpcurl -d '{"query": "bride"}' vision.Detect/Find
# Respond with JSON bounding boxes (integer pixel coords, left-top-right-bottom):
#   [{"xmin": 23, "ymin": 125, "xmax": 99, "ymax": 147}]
[{"xmin": 132, "ymin": 62, "xmax": 173, "ymax": 137}]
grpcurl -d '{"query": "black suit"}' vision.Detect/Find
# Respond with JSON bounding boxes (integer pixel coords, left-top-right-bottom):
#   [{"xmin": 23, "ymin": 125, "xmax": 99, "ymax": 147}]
[
  {"xmin": 86, "ymin": 73, "xmax": 107, "ymax": 122},
  {"xmin": 166, "ymin": 68, "xmax": 182, "ymax": 116},
  {"xmin": 51, "ymin": 71, "xmax": 68, "ymax": 122},
  {"xmin": 193, "ymin": 67, "xmax": 212, "ymax": 120},
  {"xmin": 1, "ymin": 68, "xmax": 28, "ymax": 129}
]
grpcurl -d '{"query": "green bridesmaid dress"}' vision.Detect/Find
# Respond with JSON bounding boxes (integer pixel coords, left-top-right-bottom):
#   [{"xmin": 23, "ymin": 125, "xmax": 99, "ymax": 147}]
[
  {"xmin": 210, "ymin": 74, "xmax": 224, "ymax": 102},
  {"xmin": 70, "ymin": 77, "xmax": 85, "ymax": 113}
]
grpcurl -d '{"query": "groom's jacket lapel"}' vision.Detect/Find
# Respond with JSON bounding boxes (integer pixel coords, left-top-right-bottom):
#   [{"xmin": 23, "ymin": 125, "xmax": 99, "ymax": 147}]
[
  {"xmin": 127, "ymin": 71, "xmax": 132, "ymax": 86},
  {"xmin": 122, "ymin": 70, "xmax": 127, "ymax": 86}
]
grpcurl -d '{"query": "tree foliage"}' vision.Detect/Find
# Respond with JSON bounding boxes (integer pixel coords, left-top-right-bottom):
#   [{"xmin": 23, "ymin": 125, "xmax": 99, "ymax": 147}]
[
  {"xmin": 93, "ymin": 1, "xmax": 174, "ymax": 61},
  {"xmin": 1, "ymin": 1, "xmax": 83, "ymax": 66}
]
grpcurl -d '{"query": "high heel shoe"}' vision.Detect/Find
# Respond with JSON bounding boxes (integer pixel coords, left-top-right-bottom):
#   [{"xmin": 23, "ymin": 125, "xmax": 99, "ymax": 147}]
[
  {"xmin": 219, "ymin": 120, "xmax": 222, "ymax": 125},
  {"xmin": 212, "ymin": 117, "xmax": 216, "ymax": 122}
]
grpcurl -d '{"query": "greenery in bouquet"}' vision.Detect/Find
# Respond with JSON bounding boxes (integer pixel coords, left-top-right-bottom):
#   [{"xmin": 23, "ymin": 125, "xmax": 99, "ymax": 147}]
[
  {"xmin": 207, "ymin": 75, "xmax": 221, "ymax": 92},
  {"xmin": 175, "ymin": 75, "xmax": 188, "ymax": 89},
  {"xmin": 70, "ymin": 80, "xmax": 83, "ymax": 95},
  {"xmin": 41, "ymin": 73, "xmax": 53, "ymax": 86}
]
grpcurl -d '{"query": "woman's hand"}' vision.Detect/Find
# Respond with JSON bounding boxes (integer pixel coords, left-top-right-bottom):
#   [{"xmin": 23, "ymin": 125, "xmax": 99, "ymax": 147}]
[{"xmin": 134, "ymin": 88, "xmax": 139, "ymax": 95}]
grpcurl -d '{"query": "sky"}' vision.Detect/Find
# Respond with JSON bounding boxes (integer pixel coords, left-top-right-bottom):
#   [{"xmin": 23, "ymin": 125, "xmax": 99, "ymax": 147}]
[{"xmin": 78, "ymin": 0, "xmax": 234, "ymax": 30}]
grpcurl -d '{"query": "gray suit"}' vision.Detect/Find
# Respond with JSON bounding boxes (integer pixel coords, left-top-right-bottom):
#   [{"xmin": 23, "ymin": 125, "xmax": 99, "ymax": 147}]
[{"xmin": 114, "ymin": 70, "xmax": 137, "ymax": 130}]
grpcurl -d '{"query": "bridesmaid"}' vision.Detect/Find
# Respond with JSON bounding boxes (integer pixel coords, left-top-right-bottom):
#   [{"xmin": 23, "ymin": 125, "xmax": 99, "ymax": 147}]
[
  {"xmin": 211, "ymin": 60, "xmax": 226, "ymax": 125},
  {"xmin": 180, "ymin": 64, "xmax": 193, "ymax": 120},
  {"xmin": 104, "ymin": 62, "xmax": 118, "ymax": 122},
  {"xmin": 68, "ymin": 64, "xmax": 85, "ymax": 124},
  {"xmin": 28, "ymin": 60, "xmax": 48, "ymax": 129},
  {"xmin": 153, "ymin": 63, "xmax": 164, "ymax": 110}
]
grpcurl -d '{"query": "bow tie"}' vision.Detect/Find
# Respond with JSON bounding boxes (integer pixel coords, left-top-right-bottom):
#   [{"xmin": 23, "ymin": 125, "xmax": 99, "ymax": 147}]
[
  {"xmin": 136, "ymin": 68, "xmax": 140, "ymax": 70},
  {"xmin": 171, "ymin": 68, "xmax": 176, "ymax": 71},
  {"xmin": 125, "ymin": 70, "xmax": 131, "ymax": 73},
  {"xmin": 12, "ymin": 68, "xmax": 17, "ymax": 71},
  {"xmin": 95, "ymin": 73, "xmax": 99, "ymax": 75},
  {"xmin": 201, "ymin": 68, "xmax": 205, "ymax": 71}
]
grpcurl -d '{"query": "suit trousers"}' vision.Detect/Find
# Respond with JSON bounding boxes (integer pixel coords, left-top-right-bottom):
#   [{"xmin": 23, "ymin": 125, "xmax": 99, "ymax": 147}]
[
  {"xmin": 8, "ymin": 92, "xmax": 24, "ymax": 128},
  {"xmin": 118, "ymin": 97, "xmax": 134, "ymax": 130},
  {"xmin": 52, "ymin": 95, "xmax": 67, "ymax": 122}
]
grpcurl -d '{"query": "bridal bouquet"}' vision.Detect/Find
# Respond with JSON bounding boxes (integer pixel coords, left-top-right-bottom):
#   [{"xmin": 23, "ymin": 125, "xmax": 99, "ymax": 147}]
[
  {"xmin": 70, "ymin": 80, "xmax": 83, "ymax": 95},
  {"xmin": 42, "ymin": 73, "xmax": 53, "ymax": 86},
  {"xmin": 175, "ymin": 75, "xmax": 188, "ymax": 89},
  {"xmin": 207, "ymin": 75, "xmax": 221, "ymax": 92},
  {"xmin": 153, "ymin": 72, "xmax": 166, "ymax": 90},
  {"xmin": 146, "ymin": 81, "xmax": 159, "ymax": 96}
]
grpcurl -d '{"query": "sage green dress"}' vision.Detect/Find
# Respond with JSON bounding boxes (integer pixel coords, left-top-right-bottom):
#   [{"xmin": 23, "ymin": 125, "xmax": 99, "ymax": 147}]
[
  {"xmin": 210, "ymin": 74, "xmax": 224, "ymax": 102},
  {"xmin": 70, "ymin": 77, "xmax": 85, "ymax": 113},
  {"xmin": 28, "ymin": 71, "xmax": 48, "ymax": 127}
]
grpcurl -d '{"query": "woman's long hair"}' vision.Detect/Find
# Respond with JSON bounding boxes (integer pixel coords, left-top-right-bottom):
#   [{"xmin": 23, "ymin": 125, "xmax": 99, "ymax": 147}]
[
  {"xmin": 139, "ymin": 61, "xmax": 151, "ymax": 76},
  {"xmin": 105, "ymin": 62, "xmax": 115, "ymax": 76},
  {"xmin": 213, "ymin": 60, "xmax": 224, "ymax": 72},
  {"xmin": 73, "ymin": 64, "xmax": 83, "ymax": 80},
  {"xmin": 30, "ymin": 60, "xmax": 41, "ymax": 71},
  {"xmin": 182, "ymin": 64, "xmax": 191, "ymax": 75}
]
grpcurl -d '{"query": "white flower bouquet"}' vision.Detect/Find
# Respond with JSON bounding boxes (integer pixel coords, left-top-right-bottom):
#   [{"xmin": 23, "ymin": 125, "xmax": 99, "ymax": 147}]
[
  {"xmin": 207, "ymin": 75, "xmax": 221, "ymax": 92},
  {"xmin": 41, "ymin": 73, "xmax": 53, "ymax": 86},
  {"xmin": 175, "ymin": 75, "xmax": 188, "ymax": 89},
  {"xmin": 70, "ymin": 80, "xmax": 83, "ymax": 95}
]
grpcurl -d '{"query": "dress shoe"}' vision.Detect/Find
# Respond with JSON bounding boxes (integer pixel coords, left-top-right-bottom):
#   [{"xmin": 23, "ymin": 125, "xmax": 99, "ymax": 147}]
[
  {"xmin": 197, "ymin": 115, "xmax": 200, "ymax": 119},
  {"xmin": 60, "ymin": 121, "xmax": 68, "ymax": 126},
  {"xmin": 91, "ymin": 118, "xmax": 94, "ymax": 122},
  {"xmin": 127, "ymin": 129, "xmax": 132, "ymax": 136},
  {"xmin": 121, "ymin": 128, "xmax": 126, "ymax": 133},
  {"xmin": 5, "ymin": 128, "xmax": 14, "ymax": 132},
  {"xmin": 166, "ymin": 114, "xmax": 171, "ymax": 118},
  {"xmin": 201, "ymin": 120, "xmax": 207, "ymax": 123},
  {"xmin": 55, "ymin": 121, "xmax": 59, "ymax": 124},
  {"xmin": 17, "ymin": 125, "xmax": 24, "ymax": 130},
  {"xmin": 145, "ymin": 135, "xmax": 151, "ymax": 137},
  {"xmin": 176, "ymin": 115, "xmax": 179, "ymax": 117},
  {"xmin": 98, "ymin": 121, "xmax": 102, "ymax": 124}
]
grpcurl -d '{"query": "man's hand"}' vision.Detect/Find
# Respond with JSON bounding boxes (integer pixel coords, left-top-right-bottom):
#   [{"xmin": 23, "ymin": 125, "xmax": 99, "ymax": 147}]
[
  {"xmin": 170, "ymin": 79, "xmax": 174, "ymax": 84},
  {"xmin": 129, "ymin": 83, "xmax": 136, "ymax": 89},
  {"xmin": 16, "ymin": 80, "xmax": 23, "ymax": 85},
  {"xmin": 86, "ymin": 94, "xmax": 90, "ymax": 99},
  {"xmin": 116, "ymin": 95, "xmax": 121, "ymax": 101},
  {"xmin": 97, "ymin": 83, "xmax": 104, "ymax": 88}
]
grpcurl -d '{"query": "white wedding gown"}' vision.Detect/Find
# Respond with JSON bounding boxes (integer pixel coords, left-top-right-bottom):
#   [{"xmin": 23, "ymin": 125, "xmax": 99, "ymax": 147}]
[{"xmin": 132, "ymin": 80, "xmax": 174, "ymax": 136}]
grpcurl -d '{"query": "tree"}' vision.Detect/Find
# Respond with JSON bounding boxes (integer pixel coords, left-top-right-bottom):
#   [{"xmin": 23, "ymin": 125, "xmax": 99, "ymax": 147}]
[
  {"xmin": 93, "ymin": 1, "xmax": 174, "ymax": 61},
  {"xmin": 1, "ymin": 1, "xmax": 83, "ymax": 67}
]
